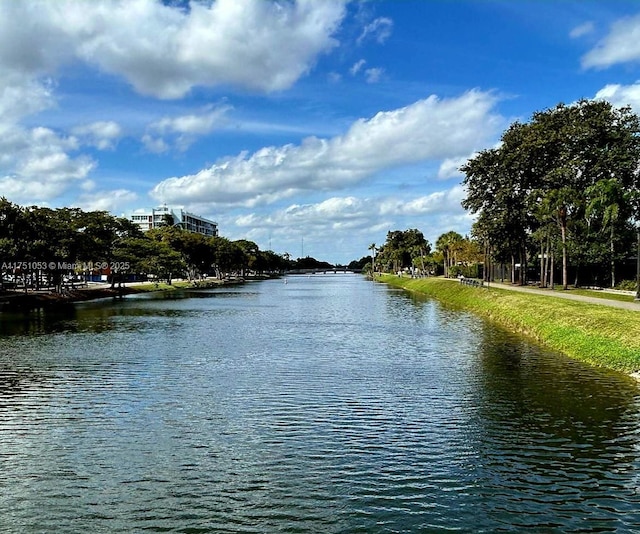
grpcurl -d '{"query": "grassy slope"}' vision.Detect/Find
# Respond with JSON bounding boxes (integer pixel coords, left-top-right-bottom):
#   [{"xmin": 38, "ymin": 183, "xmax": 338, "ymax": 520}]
[
  {"xmin": 126, "ymin": 281, "xmax": 194, "ymax": 292},
  {"xmin": 379, "ymin": 275, "xmax": 640, "ymax": 373}
]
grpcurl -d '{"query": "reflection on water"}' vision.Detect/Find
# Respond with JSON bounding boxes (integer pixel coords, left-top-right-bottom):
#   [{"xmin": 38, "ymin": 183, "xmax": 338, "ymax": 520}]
[
  {"xmin": 466, "ymin": 329, "xmax": 640, "ymax": 531},
  {"xmin": 0, "ymin": 275, "xmax": 639, "ymax": 533}
]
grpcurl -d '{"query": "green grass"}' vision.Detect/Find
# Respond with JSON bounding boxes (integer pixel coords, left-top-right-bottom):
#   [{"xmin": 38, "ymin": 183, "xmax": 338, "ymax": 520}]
[
  {"xmin": 126, "ymin": 280, "xmax": 197, "ymax": 292},
  {"xmin": 496, "ymin": 283, "xmax": 636, "ymax": 303},
  {"xmin": 379, "ymin": 274, "xmax": 640, "ymax": 374},
  {"xmin": 568, "ymin": 288, "xmax": 635, "ymax": 302}
]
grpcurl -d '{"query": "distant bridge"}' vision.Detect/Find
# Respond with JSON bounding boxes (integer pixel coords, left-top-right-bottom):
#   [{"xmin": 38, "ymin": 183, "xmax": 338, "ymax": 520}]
[{"xmin": 286, "ymin": 268, "xmax": 362, "ymax": 275}]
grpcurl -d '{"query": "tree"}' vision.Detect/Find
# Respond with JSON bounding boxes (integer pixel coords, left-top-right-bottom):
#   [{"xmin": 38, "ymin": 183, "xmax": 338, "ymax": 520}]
[
  {"xmin": 114, "ymin": 237, "xmax": 184, "ymax": 284},
  {"xmin": 377, "ymin": 229, "xmax": 429, "ymax": 274},
  {"xmin": 586, "ymin": 178, "xmax": 630, "ymax": 288},
  {"xmin": 435, "ymin": 231, "xmax": 463, "ymax": 277},
  {"xmin": 209, "ymin": 237, "xmax": 243, "ymax": 278},
  {"xmin": 462, "ymin": 99, "xmax": 640, "ymax": 289},
  {"xmin": 461, "ymin": 142, "xmax": 530, "ymax": 284},
  {"xmin": 368, "ymin": 243, "xmax": 377, "ymax": 276},
  {"xmin": 234, "ymin": 239, "xmax": 260, "ymax": 276},
  {"xmin": 0, "ymin": 198, "xmax": 24, "ymax": 289}
]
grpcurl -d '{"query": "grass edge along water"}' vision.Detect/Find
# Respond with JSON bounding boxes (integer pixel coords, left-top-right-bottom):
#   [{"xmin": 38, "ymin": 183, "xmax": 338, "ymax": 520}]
[{"xmin": 378, "ymin": 274, "xmax": 640, "ymax": 376}]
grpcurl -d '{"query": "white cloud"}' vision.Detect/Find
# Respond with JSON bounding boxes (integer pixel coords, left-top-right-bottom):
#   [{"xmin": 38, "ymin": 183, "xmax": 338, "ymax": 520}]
[
  {"xmin": 231, "ymin": 186, "xmax": 469, "ymax": 261},
  {"xmin": 357, "ymin": 17, "xmax": 393, "ymax": 45},
  {"xmin": 74, "ymin": 189, "xmax": 138, "ymax": 212},
  {"xmin": 141, "ymin": 134, "xmax": 170, "ymax": 154},
  {"xmin": 437, "ymin": 154, "xmax": 475, "ymax": 180},
  {"xmin": 0, "ymin": 73, "xmax": 56, "ymax": 125},
  {"xmin": 582, "ymin": 15, "xmax": 640, "ymax": 68},
  {"xmin": 144, "ymin": 105, "xmax": 231, "ymax": 152},
  {"xmin": 0, "ymin": 0, "xmax": 348, "ymax": 100},
  {"xmin": 0, "ymin": 126, "xmax": 94, "ymax": 204},
  {"xmin": 365, "ymin": 67, "xmax": 384, "ymax": 84},
  {"xmin": 151, "ymin": 90, "xmax": 503, "ymax": 207},
  {"xmin": 350, "ymin": 59, "xmax": 367, "ymax": 75},
  {"xmin": 0, "ymin": 0, "xmax": 350, "ymax": 206},
  {"xmin": 151, "ymin": 108, "xmax": 229, "ymax": 136},
  {"xmin": 72, "ymin": 121, "xmax": 123, "ymax": 150},
  {"xmin": 594, "ymin": 82, "xmax": 640, "ymax": 113},
  {"xmin": 350, "ymin": 60, "xmax": 383, "ymax": 83},
  {"xmin": 570, "ymin": 21, "xmax": 594, "ymax": 39},
  {"xmin": 379, "ymin": 185, "xmax": 466, "ymax": 217}
]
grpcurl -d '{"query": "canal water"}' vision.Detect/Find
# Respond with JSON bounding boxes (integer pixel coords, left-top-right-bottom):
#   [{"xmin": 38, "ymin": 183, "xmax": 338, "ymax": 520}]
[{"xmin": 1, "ymin": 275, "xmax": 639, "ymax": 532}]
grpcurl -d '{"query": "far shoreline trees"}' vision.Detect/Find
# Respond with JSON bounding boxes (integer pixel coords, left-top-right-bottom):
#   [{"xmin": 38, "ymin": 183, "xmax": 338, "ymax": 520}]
[{"xmin": 0, "ymin": 200, "xmax": 292, "ymax": 291}]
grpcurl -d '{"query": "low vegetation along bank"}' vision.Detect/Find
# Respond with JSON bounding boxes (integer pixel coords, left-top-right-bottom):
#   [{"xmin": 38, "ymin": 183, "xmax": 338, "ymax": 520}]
[{"xmin": 379, "ymin": 274, "xmax": 640, "ymax": 375}]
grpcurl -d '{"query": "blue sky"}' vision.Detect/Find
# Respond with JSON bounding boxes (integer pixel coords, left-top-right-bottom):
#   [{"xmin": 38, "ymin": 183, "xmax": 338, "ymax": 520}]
[{"xmin": 3, "ymin": 0, "xmax": 640, "ymax": 264}]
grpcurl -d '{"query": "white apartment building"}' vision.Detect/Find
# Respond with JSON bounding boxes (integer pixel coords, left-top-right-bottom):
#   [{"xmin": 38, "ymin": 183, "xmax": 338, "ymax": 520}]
[{"xmin": 129, "ymin": 205, "xmax": 218, "ymax": 237}]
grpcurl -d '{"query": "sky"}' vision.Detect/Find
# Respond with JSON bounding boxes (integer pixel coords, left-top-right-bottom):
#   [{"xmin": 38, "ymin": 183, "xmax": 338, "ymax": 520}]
[{"xmin": 3, "ymin": 0, "xmax": 640, "ymax": 264}]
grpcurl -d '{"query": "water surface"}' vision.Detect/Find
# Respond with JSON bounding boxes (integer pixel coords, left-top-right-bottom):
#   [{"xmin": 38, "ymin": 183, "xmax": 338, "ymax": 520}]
[{"xmin": 1, "ymin": 275, "xmax": 639, "ymax": 532}]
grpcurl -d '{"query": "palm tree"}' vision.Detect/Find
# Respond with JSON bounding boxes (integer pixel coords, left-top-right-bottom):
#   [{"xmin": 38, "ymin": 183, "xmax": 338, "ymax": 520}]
[
  {"xmin": 586, "ymin": 178, "xmax": 626, "ymax": 288},
  {"xmin": 436, "ymin": 231, "xmax": 463, "ymax": 277},
  {"xmin": 368, "ymin": 243, "xmax": 377, "ymax": 277}
]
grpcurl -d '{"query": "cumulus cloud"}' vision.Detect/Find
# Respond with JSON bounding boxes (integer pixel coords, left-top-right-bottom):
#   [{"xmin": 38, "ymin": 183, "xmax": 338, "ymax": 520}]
[
  {"xmin": 0, "ymin": 126, "xmax": 94, "ymax": 204},
  {"xmin": 151, "ymin": 90, "xmax": 503, "ymax": 207},
  {"xmin": 0, "ymin": 74, "xmax": 56, "ymax": 125},
  {"xmin": 582, "ymin": 15, "xmax": 640, "ymax": 68},
  {"xmin": 143, "ymin": 105, "xmax": 231, "ymax": 152},
  {"xmin": 0, "ymin": 0, "xmax": 350, "ymax": 204},
  {"xmin": 231, "ymin": 186, "xmax": 469, "ymax": 260},
  {"xmin": 379, "ymin": 185, "xmax": 466, "ymax": 216},
  {"xmin": 141, "ymin": 135, "xmax": 170, "ymax": 154},
  {"xmin": 72, "ymin": 121, "xmax": 123, "ymax": 150},
  {"xmin": 236, "ymin": 197, "xmax": 373, "ymax": 232},
  {"xmin": 0, "ymin": 0, "xmax": 348, "ymax": 100},
  {"xmin": 594, "ymin": 82, "xmax": 640, "ymax": 113}
]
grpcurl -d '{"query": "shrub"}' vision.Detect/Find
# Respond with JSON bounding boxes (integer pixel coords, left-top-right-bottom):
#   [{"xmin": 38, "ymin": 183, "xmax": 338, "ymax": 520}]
[{"xmin": 616, "ymin": 279, "xmax": 637, "ymax": 292}]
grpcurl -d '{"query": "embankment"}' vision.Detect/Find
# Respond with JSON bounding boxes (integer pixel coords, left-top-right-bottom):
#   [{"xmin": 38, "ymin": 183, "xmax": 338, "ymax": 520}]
[
  {"xmin": 0, "ymin": 278, "xmax": 244, "ymax": 311},
  {"xmin": 379, "ymin": 274, "xmax": 640, "ymax": 374}
]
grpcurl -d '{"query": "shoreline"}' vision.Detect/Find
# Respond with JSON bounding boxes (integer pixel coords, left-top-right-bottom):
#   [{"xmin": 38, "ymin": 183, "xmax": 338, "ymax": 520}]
[
  {"xmin": 0, "ymin": 278, "xmax": 247, "ymax": 311},
  {"xmin": 378, "ymin": 274, "xmax": 640, "ymax": 378}
]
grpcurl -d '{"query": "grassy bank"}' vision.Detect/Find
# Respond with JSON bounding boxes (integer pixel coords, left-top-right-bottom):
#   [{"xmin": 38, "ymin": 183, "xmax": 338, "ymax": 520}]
[
  {"xmin": 126, "ymin": 280, "xmax": 198, "ymax": 292},
  {"xmin": 379, "ymin": 274, "xmax": 640, "ymax": 374}
]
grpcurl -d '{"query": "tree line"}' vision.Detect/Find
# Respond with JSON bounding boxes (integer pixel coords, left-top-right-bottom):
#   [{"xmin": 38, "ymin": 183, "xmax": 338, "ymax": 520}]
[
  {"xmin": 462, "ymin": 99, "xmax": 640, "ymax": 290},
  {"xmin": 361, "ymin": 100, "xmax": 640, "ymax": 291},
  {"xmin": 0, "ymin": 199, "xmax": 295, "ymax": 291},
  {"xmin": 349, "ymin": 228, "xmax": 483, "ymax": 279}
]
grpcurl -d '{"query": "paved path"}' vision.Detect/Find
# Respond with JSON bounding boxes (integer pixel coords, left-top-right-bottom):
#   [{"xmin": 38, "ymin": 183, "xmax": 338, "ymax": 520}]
[{"xmin": 482, "ymin": 280, "xmax": 640, "ymax": 312}]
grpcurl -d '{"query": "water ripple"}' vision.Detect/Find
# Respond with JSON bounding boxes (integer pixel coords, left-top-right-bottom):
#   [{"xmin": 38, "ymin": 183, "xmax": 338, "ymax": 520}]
[{"xmin": 1, "ymin": 277, "xmax": 640, "ymax": 532}]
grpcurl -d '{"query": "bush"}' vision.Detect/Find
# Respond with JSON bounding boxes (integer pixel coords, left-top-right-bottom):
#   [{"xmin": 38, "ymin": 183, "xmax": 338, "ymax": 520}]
[{"xmin": 616, "ymin": 279, "xmax": 637, "ymax": 291}]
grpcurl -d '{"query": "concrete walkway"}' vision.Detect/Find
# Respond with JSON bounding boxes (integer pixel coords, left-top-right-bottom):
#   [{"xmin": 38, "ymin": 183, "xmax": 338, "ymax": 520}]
[{"xmin": 482, "ymin": 280, "xmax": 640, "ymax": 312}]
